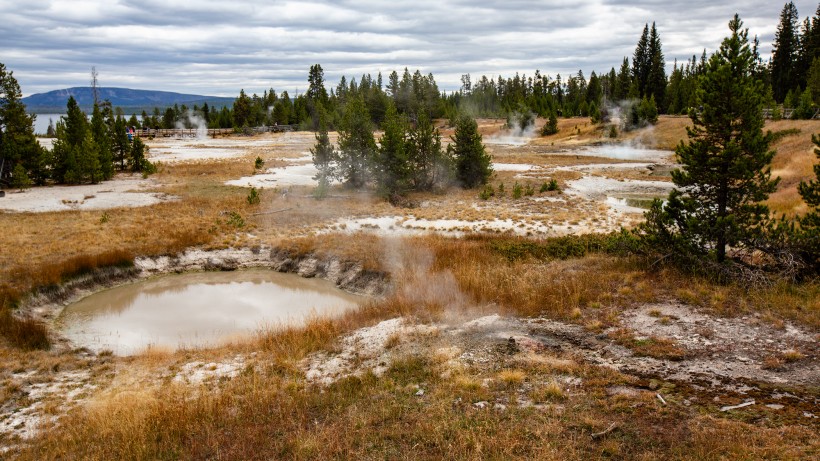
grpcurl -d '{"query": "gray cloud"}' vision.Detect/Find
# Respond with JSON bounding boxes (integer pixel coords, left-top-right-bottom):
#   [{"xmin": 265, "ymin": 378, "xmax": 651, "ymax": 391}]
[{"xmin": 0, "ymin": 0, "xmax": 816, "ymax": 97}]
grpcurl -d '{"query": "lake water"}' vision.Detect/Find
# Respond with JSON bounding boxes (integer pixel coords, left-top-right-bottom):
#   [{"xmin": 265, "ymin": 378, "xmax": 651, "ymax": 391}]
[
  {"xmin": 58, "ymin": 269, "xmax": 363, "ymax": 355},
  {"xmin": 31, "ymin": 113, "xmax": 64, "ymax": 135}
]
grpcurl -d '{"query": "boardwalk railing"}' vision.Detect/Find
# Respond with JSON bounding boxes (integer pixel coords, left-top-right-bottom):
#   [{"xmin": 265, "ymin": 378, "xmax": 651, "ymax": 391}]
[
  {"xmin": 762, "ymin": 107, "xmax": 820, "ymax": 119},
  {"xmin": 133, "ymin": 125, "xmax": 297, "ymax": 138}
]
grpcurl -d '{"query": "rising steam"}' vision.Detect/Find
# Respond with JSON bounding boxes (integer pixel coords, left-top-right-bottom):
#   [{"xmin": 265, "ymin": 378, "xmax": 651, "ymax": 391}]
[{"xmin": 175, "ymin": 110, "xmax": 209, "ymax": 139}]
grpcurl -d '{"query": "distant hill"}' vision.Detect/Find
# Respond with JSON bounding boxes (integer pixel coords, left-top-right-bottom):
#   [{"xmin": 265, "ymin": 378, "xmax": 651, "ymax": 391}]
[{"xmin": 23, "ymin": 87, "xmax": 236, "ymax": 113}]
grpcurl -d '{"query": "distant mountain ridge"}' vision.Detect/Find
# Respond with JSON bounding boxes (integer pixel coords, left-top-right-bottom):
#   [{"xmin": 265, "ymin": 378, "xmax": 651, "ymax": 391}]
[{"xmin": 23, "ymin": 87, "xmax": 235, "ymax": 113}]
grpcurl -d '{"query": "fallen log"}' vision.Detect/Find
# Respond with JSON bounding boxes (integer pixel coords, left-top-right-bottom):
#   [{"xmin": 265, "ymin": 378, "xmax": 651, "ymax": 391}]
[
  {"xmin": 250, "ymin": 207, "xmax": 293, "ymax": 216},
  {"xmin": 591, "ymin": 422, "xmax": 619, "ymax": 439}
]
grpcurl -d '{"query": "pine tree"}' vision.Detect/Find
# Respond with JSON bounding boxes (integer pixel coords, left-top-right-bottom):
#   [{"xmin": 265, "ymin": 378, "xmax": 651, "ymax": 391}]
[
  {"xmin": 233, "ymin": 89, "xmax": 252, "ymax": 128},
  {"xmin": 407, "ymin": 112, "xmax": 449, "ymax": 190},
  {"xmin": 336, "ymin": 95, "xmax": 376, "ymax": 188},
  {"xmin": 632, "ymin": 24, "xmax": 651, "ymax": 97},
  {"xmin": 375, "ymin": 102, "xmax": 410, "ymax": 196},
  {"xmin": 450, "ymin": 115, "xmax": 492, "ymax": 188},
  {"xmin": 90, "ymin": 103, "xmax": 113, "ymax": 180},
  {"xmin": 0, "ymin": 63, "xmax": 47, "ymax": 186},
  {"xmin": 112, "ymin": 115, "xmax": 130, "ymax": 170},
  {"xmin": 541, "ymin": 111, "xmax": 559, "ymax": 135},
  {"xmin": 77, "ymin": 132, "xmax": 101, "ymax": 184},
  {"xmin": 639, "ymin": 96, "xmax": 658, "ymax": 124},
  {"xmin": 772, "ymin": 2, "xmax": 801, "ymax": 102},
  {"xmin": 643, "ymin": 15, "xmax": 779, "ymax": 264},
  {"xmin": 586, "ymin": 71, "xmax": 602, "ymax": 107},
  {"xmin": 11, "ymin": 162, "xmax": 31, "ymax": 190},
  {"xmin": 310, "ymin": 103, "xmax": 335, "ymax": 197},
  {"xmin": 307, "ymin": 64, "xmax": 329, "ymax": 130},
  {"xmin": 128, "ymin": 137, "xmax": 154, "ymax": 173},
  {"xmin": 613, "ymin": 58, "xmax": 631, "ymax": 101},
  {"xmin": 666, "ymin": 60, "xmax": 684, "ymax": 114},
  {"xmin": 52, "ymin": 96, "xmax": 89, "ymax": 183},
  {"xmin": 646, "ymin": 23, "xmax": 667, "ymax": 111}
]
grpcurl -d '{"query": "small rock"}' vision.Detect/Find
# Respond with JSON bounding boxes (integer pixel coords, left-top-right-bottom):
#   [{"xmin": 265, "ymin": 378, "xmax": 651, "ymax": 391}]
[
  {"xmin": 494, "ymin": 403, "xmax": 507, "ymax": 411},
  {"xmin": 474, "ymin": 401, "xmax": 489, "ymax": 409},
  {"xmin": 415, "ymin": 389, "xmax": 424, "ymax": 396},
  {"xmin": 765, "ymin": 404, "xmax": 784, "ymax": 410},
  {"xmin": 804, "ymin": 412, "xmax": 817, "ymax": 419}
]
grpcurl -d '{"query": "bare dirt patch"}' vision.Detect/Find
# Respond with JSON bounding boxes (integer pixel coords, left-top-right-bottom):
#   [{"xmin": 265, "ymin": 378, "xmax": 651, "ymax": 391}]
[{"xmin": 0, "ymin": 175, "xmax": 173, "ymax": 213}]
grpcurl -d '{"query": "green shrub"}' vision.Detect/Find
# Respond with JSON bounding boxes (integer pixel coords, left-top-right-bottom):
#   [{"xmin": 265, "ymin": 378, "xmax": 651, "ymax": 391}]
[
  {"xmin": 512, "ymin": 182, "xmax": 523, "ymax": 199},
  {"xmin": 541, "ymin": 112, "xmax": 559, "ymax": 136},
  {"xmin": 247, "ymin": 187, "xmax": 260, "ymax": 205},
  {"xmin": 227, "ymin": 211, "xmax": 245, "ymax": 228},
  {"xmin": 254, "ymin": 156, "xmax": 265, "ymax": 170},
  {"xmin": 540, "ymin": 179, "xmax": 560, "ymax": 192},
  {"xmin": 479, "ymin": 184, "xmax": 495, "ymax": 200},
  {"xmin": 524, "ymin": 183, "xmax": 535, "ymax": 196}
]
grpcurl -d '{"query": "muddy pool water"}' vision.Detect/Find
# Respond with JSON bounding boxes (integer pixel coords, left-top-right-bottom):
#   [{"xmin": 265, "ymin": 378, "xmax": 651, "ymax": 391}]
[{"xmin": 58, "ymin": 269, "xmax": 363, "ymax": 355}]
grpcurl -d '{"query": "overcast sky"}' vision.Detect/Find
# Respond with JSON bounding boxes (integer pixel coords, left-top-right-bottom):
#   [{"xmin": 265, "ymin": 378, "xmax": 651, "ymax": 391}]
[{"xmin": 1, "ymin": 0, "xmax": 817, "ymax": 97}]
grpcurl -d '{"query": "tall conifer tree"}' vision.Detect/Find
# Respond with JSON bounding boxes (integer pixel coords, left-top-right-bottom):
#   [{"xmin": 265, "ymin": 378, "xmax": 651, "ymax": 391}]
[
  {"xmin": 336, "ymin": 96, "xmax": 376, "ymax": 188},
  {"xmin": 632, "ymin": 24, "xmax": 651, "ymax": 97},
  {"xmin": 407, "ymin": 112, "xmax": 449, "ymax": 191},
  {"xmin": 52, "ymin": 96, "xmax": 88, "ymax": 183},
  {"xmin": 646, "ymin": 22, "xmax": 667, "ymax": 111},
  {"xmin": 643, "ymin": 15, "xmax": 778, "ymax": 264},
  {"xmin": 450, "ymin": 115, "xmax": 492, "ymax": 189},
  {"xmin": 310, "ymin": 103, "xmax": 335, "ymax": 196},
  {"xmin": 375, "ymin": 102, "xmax": 410, "ymax": 196},
  {"xmin": 0, "ymin": 62, "xmax": 46, "ymax": 185},
  {"xmin": 772, "ymin": 2, "xmax": 801, "ymax": 101}
]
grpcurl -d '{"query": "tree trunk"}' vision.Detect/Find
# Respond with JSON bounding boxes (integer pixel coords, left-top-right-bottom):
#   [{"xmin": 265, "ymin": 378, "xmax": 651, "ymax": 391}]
[{"xmin": 716, "ymin": 171, "xmax": 728, "ymax": 263}]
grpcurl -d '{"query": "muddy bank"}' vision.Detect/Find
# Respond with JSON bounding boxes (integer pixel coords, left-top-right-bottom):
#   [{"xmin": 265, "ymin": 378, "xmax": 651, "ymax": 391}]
[{"xmin": 21, "ymin": 246, "xmax": 390, "ymax": 329}]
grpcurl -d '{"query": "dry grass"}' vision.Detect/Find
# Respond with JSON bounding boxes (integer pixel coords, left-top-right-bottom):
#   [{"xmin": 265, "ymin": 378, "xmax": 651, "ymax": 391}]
[
  {"xmin": 263, "ymin": 231, "xmax": 819, "ymax": 341},
  {"xmin": 497, "ymin": 369, "xmax": 526, "ymax": 387},
  {"xmin": 609, "ymin": 328, "xmax": 688, "ymax": 361},
  {"xmin": 5, "ymin": 233, "xmax": 820, "ymax": 459},
  {"xmin": 531, "ymin": 379, "xmax": 565, "ymax": 402},
  {"xmin": 0, "ymin": 310, "xmax": 50, "ymax": 350},
  {"xmin": 765, "ymin": 120, "xmax": 820, "ymax": 216},
  {"xmin": 3, "ymin": 127, "xmax": 820, "ymax": 458},
  {"xmin": 781, "ymin": 349, "xmax": 805, "ymax": 362},
  {"xmin": 12, "ymin": 334, "xmax": 817, "ymax": 460}
]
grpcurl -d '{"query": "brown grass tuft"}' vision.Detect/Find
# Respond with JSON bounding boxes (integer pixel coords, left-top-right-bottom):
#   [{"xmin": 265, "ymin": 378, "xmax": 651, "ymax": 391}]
[{"xmin": 0, "ymin": 310, "xmax": 51, "ymax": 350}]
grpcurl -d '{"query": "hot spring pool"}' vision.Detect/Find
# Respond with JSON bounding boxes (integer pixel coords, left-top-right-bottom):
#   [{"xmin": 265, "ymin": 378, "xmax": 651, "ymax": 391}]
[{"xmin": 58, "ymin": 269, "xmax": 363, "ymax": 355}]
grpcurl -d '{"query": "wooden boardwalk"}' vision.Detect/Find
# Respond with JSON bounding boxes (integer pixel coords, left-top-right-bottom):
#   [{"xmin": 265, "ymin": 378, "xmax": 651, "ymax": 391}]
[
  {"xmin": 762, "ymin": 107, "xmax": 820, "ymax": 119},
  {"xmin": 133, "ymin": 125, "xmax": 297, "ymax": 138}
]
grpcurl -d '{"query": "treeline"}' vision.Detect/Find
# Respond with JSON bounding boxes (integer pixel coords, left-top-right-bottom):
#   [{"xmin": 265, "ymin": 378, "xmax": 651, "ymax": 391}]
[
  {"xmin": 311, "ymin": 97, "xmax": 493, "ymax": 200},
  {"xmin": 126, "ymin": 66, "xmax": 447, "ymax": 132},
  {"xmin": 116, "ymin": 2, "xmax": 820, "ymax": 136},
  {"xmin": 1, "ymin": 63, "xmax": 154, "ymax": 188}
]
